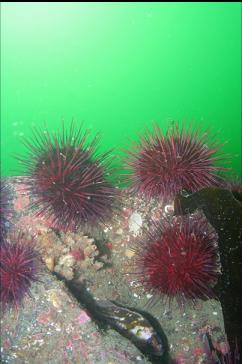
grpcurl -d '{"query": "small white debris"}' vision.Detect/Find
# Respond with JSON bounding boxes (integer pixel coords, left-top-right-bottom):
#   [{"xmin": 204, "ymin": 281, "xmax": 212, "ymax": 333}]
[
  {"xmin": 116, "ymin": 228, "xmax": 123, "ymax": 235},
  {"xmin": 129, "ymin": 211, "xmax": 143, "ymax": 235},
  {"xmin": 164, "ymin": 204, "xmax": 174, "ymax": 214}
]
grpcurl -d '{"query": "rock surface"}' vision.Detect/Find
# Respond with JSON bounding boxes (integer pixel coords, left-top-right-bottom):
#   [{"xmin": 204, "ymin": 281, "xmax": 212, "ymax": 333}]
[{"xmin": 1, "ymin": 178, "xmax": 227, "ymax": 364}]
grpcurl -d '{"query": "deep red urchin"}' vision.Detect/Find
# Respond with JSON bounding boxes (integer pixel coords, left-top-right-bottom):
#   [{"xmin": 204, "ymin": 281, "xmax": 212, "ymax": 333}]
[
  {"xmin": 126, "ymin": 124, "xmax": 227, "ymax": 200},
  {"xmin": 0, "ymin": 234, "xmax": 41, "ymax": 309},
  {"xmin": 16, "ymin": 123, "xmax": 117, "ymax": 231},
  {"xmin": 132, "ymin": 214, "xmax": 220, "ymax": 305}
]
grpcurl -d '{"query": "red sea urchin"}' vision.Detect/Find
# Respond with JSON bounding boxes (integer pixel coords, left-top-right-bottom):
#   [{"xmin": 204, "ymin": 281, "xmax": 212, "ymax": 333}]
[
  {"xmin": 16, "ymin": 123, "xmax": 117, "ymax": 231},
  {"xmin": 0, "ymin": 234, "xmax": 41, "ymax": 309},
  {"xmin": 126, "ymin": 124, "xmax": 227, "ymax": 200},
  {"xmin": 132, "ymin": 214, "xmax": 220, "ymax": 305}
]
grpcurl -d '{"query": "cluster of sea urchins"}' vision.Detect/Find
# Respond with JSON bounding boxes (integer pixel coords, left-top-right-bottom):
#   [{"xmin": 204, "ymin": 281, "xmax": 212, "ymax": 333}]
[
  {"xmin": 131, "ymin": 213, "xmax": 221, "ymax": 306},
  {"xmin": 16, "ymin": 124, "xmax": 118, "ymax": 231},
  {"xmin": 0, "ymin": 234, "xmax": 41, "ymax": 310},
  {"xmin": 125, "ymin": 124, "xmax": 226, "ymax": 200}
]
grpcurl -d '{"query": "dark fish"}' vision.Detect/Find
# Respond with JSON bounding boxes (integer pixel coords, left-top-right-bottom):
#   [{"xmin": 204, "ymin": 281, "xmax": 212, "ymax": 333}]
[
  {"xmin": 53, "ymin": 271, "xmax": 171, "ymax": 364},
  {"xmin": 174, "ymin": 187, "xmax": 242, "ymax": 357}
]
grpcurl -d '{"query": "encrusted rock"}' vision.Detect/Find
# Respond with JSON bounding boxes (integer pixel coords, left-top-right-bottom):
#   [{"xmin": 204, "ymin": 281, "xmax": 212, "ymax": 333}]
[{"xmin": 58, "ymin": 254, "xmax": 75, "ymax": 268}]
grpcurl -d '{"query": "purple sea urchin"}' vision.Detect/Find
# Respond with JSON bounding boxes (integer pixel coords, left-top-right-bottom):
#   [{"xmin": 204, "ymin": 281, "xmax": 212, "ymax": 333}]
[
  {"xmin": 132, "ymin": 214, "xmax": 220, "ymax": 306},
  {"xmin": 16, "ymin": 123, "xmax": 118, "ymax": 231},
  {"xmin": 125, "ymin": 124, "xmax": 227, "ymax": 200},
  {"xmin": 0, "ymin": 234, "xmax": 41, "ymax": 309}
]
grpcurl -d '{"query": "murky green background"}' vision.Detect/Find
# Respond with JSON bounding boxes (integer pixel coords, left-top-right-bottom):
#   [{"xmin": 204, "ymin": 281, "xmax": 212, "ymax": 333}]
[{"xmin": 1, "ymin": 2, "xmax": 241, "ymax": 178}]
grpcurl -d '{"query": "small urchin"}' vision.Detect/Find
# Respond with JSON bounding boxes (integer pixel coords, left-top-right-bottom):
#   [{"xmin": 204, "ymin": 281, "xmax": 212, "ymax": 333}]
[
  {"xmin": 0, "ymin": 179, "xmax": 12, "ymax": 240},
  {"xmin": 16, "ymin": 123, "xmax": 118, "ymax": 231},
  {"xmin": 131, "ymin": 214, "xmax": 221, "ymax": 306},
  {"xmin": 125, "ymin": 123, "xmax": 227, "ymax": 200},
  {"xmin": 0, "ymin": 233, "xmax": 41, "ymax": 309}
]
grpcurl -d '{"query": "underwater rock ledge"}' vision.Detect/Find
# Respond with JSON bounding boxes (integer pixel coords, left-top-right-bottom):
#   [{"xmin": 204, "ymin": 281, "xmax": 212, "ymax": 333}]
[{"xmin": 1, "ymin": 178, "xmax": 228, "ymax": 363}]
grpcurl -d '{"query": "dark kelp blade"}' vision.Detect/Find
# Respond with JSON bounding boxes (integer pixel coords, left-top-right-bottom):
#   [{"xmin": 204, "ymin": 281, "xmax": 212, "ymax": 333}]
[{"xmin": 174, "ymin": 187, "xmax": 242, "ymax": 358}]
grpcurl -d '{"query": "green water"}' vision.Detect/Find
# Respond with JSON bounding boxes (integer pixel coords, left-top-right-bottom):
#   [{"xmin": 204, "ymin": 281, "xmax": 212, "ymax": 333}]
[{"xmin": 1, "ymin": 2, "xmax": 241, "ymax": 178}]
